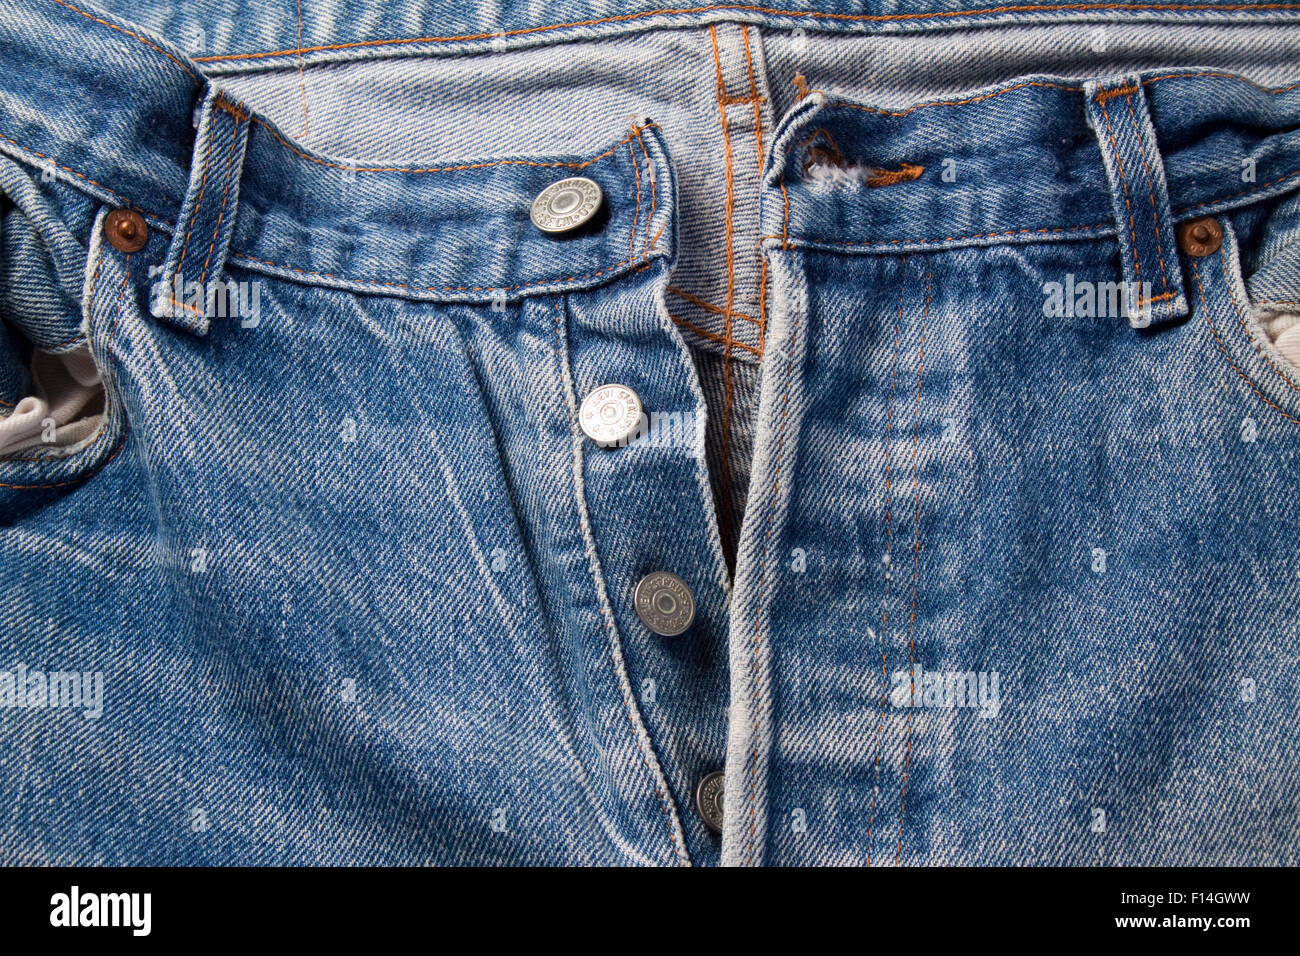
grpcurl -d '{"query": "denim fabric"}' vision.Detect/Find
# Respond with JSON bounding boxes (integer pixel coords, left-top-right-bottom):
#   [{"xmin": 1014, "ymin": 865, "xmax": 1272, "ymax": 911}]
[{"xmin": 1, "ymin": 0, "xmax": 1299, "ymax": 865}]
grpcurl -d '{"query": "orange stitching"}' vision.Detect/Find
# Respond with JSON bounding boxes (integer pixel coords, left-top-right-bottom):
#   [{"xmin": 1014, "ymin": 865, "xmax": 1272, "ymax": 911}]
[
  {"xmin": 1254, "ymin": 299, "xmax": 1300, "ymax": 308},
  {"xmin": 550, "ymin": 303, "xmax": 687, "ymax": 865},
  {"xmin": 190, "ymin": 5, "xmax": 1300, "ymax": 63},
  {"xmin": 866, "ymin": 163, "xmax": 924, "ymax": 188},
  {"xmin": 1094, "ymin": 81, "xmax": 1139, "ymax": 104},
  {"xmin": 1220, "ymin": 246, "xmax": 1300, "ymax": 395},
  {"xmin": 198, "ymin": 114, "xmax": 245, "ymax": 293},
  {"xmin": 45, "ymin": 0, "xmax": 199, "ymax": 79},
  {"xmin": 742, "ymin": 23, "xmax": 769, "ymax": 346},
  {"xmin": 1193, "ymin": 259, "xmax": 1300, "ymax": 425},
  {"xmin": 895, "ymin": 263, "xmax": 931, "ymax": 865},
  {"xmin": 247, "ymin": 115, "xmax": 657, "ymax": 174},
  {"xmin": 173, "ymin": 115, "xmax": 216, "ymax": 285},
  {"xmin": 667, "ymin": 286, "xmax": 759, "ymax": 325},
  {"xmin": 668, "ymin": 314, "xmax": 763, "ymax": 356},
  {"xmin": 165, "ymin": 295, "xmax": 204, "ymax": 318},
  {"xmin": 213, "ymin": 95, "xmax": 250, "ymax": 122},
  {"xmin": 1121, "ymin": 92, "xmax": 1172, "ymax": 299},
  {"xmin": 1143, "ymin": 70, "xmax": 1300, "ymax": 94},
  {"xmin": 1136, "ymin": 290, "xmax": 1179, "ymax": 307},
  {"xmin": 1097, "ymin": 97, "xmax": 1143, "ymax": 286},
  {"xmin": 865, "ymin": 258, "xmax": 909, "ymax": 867}
]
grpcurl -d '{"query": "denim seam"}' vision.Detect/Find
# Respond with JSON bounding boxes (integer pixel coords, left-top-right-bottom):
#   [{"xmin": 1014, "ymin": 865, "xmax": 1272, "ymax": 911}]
[
  {"xmin": 865, "ymin": 258, "xmax": 908, "ymax": 865},
  {"xmin": 668, "ymin": 287, "xmax": 761, "ymax": 325},
  {"xmin": 669, "ymin": 314, "xmax": 764, "ymax": 356},
  {"xmin": 816, "ymin": 71, "xmax": 1300, "ymax": 121},
  {"xmin": 247, "ymin": 118, "xmax": 657, "ymax": 174},
  {"xmin": 1220, "ymin": 246, "xmax": 1300, "ymax": 395},
  {"xmin": 45, "ymin": 0, "xmax": 199, "ymax": 79},
  {"xmin": 1094, "ymin": 87, "xmax": 1147, "ymax": 295},
  {"xmin": 746, "ymin": 255, "xmax": 802, "ymax": 867},
  {"xmin": 1120, "ymin": 91, "xmax": 1175, "ymax": 304},
  {"xmin": 1193, "ymin": 255, "xmax": 1300, "ymax": 426},
  {"xmin": 198, "ymin": 114, "xmax": 246, "ymax": 290},
  {"xmin": 171, "ymin": 110, "xmax": 216, "ymax": 296},
  {"xmin": 187, "ymin": 4, "xmax": 1300, "ymax": 66},
  {"xmin": 710, "ymin": 23, "xmax": 741, "ymax": 563},
  {"xmin": 895, "ymin": 262, "xmax": 932, "ymax": 865},
  {"xmin": 549, "ymin": 300, "xmax": 691, "ymax": 866},
  {"xmin": 628, "ymin": 139, "xmax": 641, "ymax": 268},
  {"xmin": 763, "ymin": 222, "xmax": 1116, "ymax": 249},
  {"xmin": 633, "ymin": 130, "xmax": 657, "ymax": 258}
]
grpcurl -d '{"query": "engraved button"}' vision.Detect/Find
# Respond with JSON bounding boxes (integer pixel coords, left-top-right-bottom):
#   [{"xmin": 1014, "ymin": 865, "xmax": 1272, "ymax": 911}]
[
  {"xmin": 1176, "ymin": 216, "xmax": 1223, "ymax": 257},
  {"xmin": 695, "ymin": 771, "xmax": 725, "ymax": 835},
  {"xmin": 104, "ymin": 209, "xmax": 148, "ymax": 253},
  {"xmin": 530, "ymin": 176, "xmax": 603, "ymax": 234},
  {"xmin": 579, "ymin": 384, "xmax": 644, "ymax": 447},
  {"xmin": 634, "ymin": 571, "xmax": 695, "ymax": 637}
]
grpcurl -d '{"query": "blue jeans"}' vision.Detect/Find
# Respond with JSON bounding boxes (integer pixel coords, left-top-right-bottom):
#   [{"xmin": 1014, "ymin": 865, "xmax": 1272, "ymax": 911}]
[{"xmin": 2, "ymin": 0, "xmax": 1299, "ymax": 865}]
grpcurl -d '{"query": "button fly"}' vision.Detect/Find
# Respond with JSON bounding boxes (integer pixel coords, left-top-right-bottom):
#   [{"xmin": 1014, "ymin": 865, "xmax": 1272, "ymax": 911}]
[
  {"xmin": 531, "ymin": 176, "xmax": 603, "ymax": 234},
  {"xmin": 695, "ymin": 771, "xmax": 725, "ymax": 834},
  {"xmin": 579, "ymin": 384, "xmax": 644, "ymax": 447},
  {"xmin": 633, "ymin": 571, "xmax": 695, "ymax": 636}
]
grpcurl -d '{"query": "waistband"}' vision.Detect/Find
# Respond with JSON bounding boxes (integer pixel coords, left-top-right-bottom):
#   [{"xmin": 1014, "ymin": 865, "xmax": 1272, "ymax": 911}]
[
  {"xmin": 1, "ymin": 0, "xmax": 1300, "ymax": 331},
  {"xmin": 103, "ymin": 1, "xmax": 1300, "ymax": 72}
]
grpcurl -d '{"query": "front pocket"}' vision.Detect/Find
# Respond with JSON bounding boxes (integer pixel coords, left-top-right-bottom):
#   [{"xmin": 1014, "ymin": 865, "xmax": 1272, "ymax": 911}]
[
  {"xmin": 0, "ymin": 209, "xmax": 129, "ymax": 504},
  {"xmin": 1186, "ymin": 214, "xmax": 1300, "ymax": 431}
]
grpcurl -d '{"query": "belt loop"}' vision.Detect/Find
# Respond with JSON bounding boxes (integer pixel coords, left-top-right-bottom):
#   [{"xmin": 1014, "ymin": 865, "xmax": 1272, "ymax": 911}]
[
  {"xmin": 1084, "ymin": 74, "xmax": 1188, "ymax": 329},
  {"xmin": 150, "ymin": 85, "xmax": 251, "ymax": 335}
]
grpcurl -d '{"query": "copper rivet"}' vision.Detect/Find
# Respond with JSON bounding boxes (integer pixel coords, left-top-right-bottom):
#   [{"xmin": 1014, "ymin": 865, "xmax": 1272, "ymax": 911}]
[
  {"xmin": 104, "ymin": 208, "xmax": 148, "ymax": 253},
  {"xmin": 1176, "ymin": 216, "xmax": 1222, "ymax": 257}
]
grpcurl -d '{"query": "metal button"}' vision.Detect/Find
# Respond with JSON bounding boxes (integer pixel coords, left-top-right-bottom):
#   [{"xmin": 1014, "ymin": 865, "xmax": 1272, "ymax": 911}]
[
  {"xmin": 579, "ymin": 384, "xmax": 644, "ymax": 447},
  {"xmin": 1176, "ymin": 216, "xmax": 1223, "ymax": 257},
  {"xmin": 695, "ymin": 771, "xmax": 725, "ymax": 835},
  {"xmin": 531, "ymin": 176, "xmax": 603, "ymax": 234},
  {"xmin": 104, "ymin": 209, "xmax": 148, "ymax": 253},
  {"xmin": 633, "ymin": 571, "xmax": 695, "ymax": 637}
]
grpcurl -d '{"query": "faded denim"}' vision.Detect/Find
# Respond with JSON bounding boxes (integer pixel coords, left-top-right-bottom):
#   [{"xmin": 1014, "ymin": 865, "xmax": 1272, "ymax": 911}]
[{"xmin": 2, "ymin": 0, "xmax": 1300, "ymax": 866}]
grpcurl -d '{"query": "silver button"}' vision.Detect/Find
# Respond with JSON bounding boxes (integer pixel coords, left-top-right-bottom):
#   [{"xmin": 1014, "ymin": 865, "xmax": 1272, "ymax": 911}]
[
  {"xmin": 530, "ymin": 176, "xmax": 603, "ymax": 234},
  {"xmin": 633, "ymin": 571, "xmax": 695, "ymax": 637},
  {"xmin": 695, "ymin": 771, "xmax": 725, "ymax": 835},
  {"xmin": 579, "ymin": 384, "xmax": 644, "ymax": 448}
]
